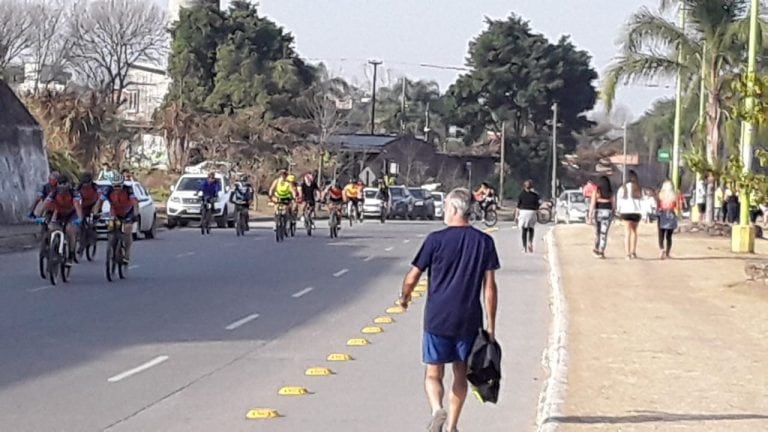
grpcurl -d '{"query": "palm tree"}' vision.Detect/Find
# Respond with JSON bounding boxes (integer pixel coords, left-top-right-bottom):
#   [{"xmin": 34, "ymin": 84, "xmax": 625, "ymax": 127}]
[{"xmin": 602, "ymin": 0, "xmax": 754, "ymax": 222}]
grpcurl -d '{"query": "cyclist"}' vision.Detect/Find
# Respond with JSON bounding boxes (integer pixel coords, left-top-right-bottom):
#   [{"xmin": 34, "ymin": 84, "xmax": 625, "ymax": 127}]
[
  {"xmin": 268, "ymin": 169, "xmax": 296, "ymax": 221},
  {"xmin": 96, "ymin": 175, "xmax": 138, "ymax": 264},
  {"xmin": 75, "ymin": 172, "xmax": 101, "ymax": 255},
  {"xmin": 299, "ymin": 173, "xmax": 320, "ymax": 227},
  {"xmin": 44, "ymin": 174, "xmax": 83, "ymax": 265},
  {"xmin": 28, "ymin": 171, "xmax": 59, "ymax": 218},
  {"xmin": 343, "ymin": 180, "xmax": 362, "ymax": 221},
  {"xmin": 197, "ymin": 171, "xmax": 221, "ymax": 213},
  {"xmin": 286, "ymin": 174, "xmax": 300, "ymax": 218},
  {"xmin": 323, "ymin": 180, "xmax": 345, "ymax": 226},
  {"xmin": 229, "ymin": 176, "xmax": 254, "ymax": 231},
  {"xmin": 377, "ymin": 178, "xmax": 390, "ymax": 213}
]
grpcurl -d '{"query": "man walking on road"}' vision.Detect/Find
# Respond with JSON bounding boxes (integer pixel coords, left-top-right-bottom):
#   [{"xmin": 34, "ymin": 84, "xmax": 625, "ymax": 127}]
[{"xmin": 399, "ymin": 188, "xmax": 499, "ymax": 432}]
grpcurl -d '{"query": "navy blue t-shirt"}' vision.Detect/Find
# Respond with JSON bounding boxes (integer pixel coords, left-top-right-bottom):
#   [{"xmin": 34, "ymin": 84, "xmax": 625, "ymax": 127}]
[{"xmin": 412, "ymin": 226, "xmax": 500, "ymax": 338}]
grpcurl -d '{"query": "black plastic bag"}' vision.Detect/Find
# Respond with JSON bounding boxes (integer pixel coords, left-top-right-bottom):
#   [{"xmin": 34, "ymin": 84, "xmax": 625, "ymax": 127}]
[{"xmin": 466, "ymin": 328, "xmax": 502, "ymax": 404}]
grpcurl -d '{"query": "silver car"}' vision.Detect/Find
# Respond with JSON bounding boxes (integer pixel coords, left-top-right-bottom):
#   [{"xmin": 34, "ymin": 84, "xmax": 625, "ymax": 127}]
[{"xmin": 556, "ymin": 190, "xmax": 588, "ymax": 224}]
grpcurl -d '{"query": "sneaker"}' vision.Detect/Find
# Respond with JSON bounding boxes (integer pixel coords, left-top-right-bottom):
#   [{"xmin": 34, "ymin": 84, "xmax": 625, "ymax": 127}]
[
  {"xmin": 528, "ymin": 244, "xmax": 534, "ymax": 253},
  {"xmin": 592, "ymin": 249, "xmax": 601, "ymax": 258},
  {"xmin": 427, "ymin": 409, "xmax": 447, "ymax": 432}
]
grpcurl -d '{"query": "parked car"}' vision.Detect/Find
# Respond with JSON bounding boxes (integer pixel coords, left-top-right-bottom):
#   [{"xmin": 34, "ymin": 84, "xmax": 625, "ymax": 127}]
[
  {"xmin": 555, "ymin": 189, "xmax": 588, "ymax": 224},
  {"xmin": 408, "ymin": 187, "xmax": 436, "ymax": 220},
  {"xmin": 165, "ymin": 172, "xmax": 236, "ymax": 228},
  {"xmin": 94, "ymin": 180, "xmax": 158, "ymax": 240},
  {"xmin": 432, "ymin": 191, "xmax": 445, "ymax": 218},
  {"xmin": 362, "ymin": 187, "xmax": 385, "ymax": 218},
  {"xmin": 388, "ymin": 186, "xmax": 414, "ymax": 219}
]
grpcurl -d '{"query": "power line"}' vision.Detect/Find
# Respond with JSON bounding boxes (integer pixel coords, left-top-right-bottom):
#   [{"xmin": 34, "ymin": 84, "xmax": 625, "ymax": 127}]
[{"xmin": 305, "ymin": 57, "xmax": 469, "ymax": 72}]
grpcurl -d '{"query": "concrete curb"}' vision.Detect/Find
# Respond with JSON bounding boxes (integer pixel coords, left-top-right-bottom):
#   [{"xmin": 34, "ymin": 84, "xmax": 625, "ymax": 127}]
[{"xmin": 536, "ymin": 228, "xmax": 569, "ymax": 432}]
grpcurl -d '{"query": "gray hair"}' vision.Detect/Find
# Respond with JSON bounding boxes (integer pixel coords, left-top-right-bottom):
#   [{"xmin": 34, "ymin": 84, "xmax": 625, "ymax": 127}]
[{"xmin": 446, "ymin": 188, "xmax": 472, "ymax": 218}]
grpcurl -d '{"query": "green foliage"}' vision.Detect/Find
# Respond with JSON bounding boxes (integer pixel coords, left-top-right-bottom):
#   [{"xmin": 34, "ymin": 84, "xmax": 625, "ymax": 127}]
[{"xmin": 48, "ymin": 148, "xmax": 81, "ymax": 181}]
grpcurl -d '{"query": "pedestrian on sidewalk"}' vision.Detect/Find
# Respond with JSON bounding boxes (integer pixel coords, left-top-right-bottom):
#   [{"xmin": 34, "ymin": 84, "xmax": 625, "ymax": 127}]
[
  {"xmin": 617, "ymin": 170, "xmax": 643, "ymax": 259},
  {"xmin": 399, "ymin": 188, "xmax": 499, "ymax": 432},
  {"xmin": 657, "ymin": 179, "xmax": 681, "ymax": 260},
  {"xmin": 515, "ymin": 180, "xmax": 540, "ymax": 253},
  {"xmin": 588, "ymin": 175, "xmax": 614, "ymax": 258}
]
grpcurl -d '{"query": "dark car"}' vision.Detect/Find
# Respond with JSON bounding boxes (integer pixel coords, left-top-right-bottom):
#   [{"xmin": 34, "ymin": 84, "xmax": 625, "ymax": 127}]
[
  {"xmin": 408, "ymin": 187, "xmax": 436, "ymax": 220},
  {"xmin": 388, "ymin": 186, "xmax": 414, "ymax": 219}
]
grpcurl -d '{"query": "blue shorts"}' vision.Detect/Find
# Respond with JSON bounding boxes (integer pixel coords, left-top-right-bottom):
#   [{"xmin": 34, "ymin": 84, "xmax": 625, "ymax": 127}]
[{"xmin": 422, "ymin": 332, "xmax": 476, "ymax": 364}]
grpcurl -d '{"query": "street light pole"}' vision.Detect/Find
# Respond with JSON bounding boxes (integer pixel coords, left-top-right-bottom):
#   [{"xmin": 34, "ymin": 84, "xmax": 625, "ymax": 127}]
[
  {"xmin": 740, "ymin": 0, "xmax": 759, "ymax": 227},
  {"xmin": 671, "ymin": 1, "xmax": 686, "ymax": 191},
  {"xmin": 551, "ymin": 102, "xmax": 558, "ymax": 199},
  {"xmin": 622, "ymin": 121, "xmax": 628, "ymax": 185},
  {"xmin": 499, "ymin": 121, "xmax": 505, "ymax": 202},
  {"xmin": 369, "ymin": 60, "xmax": 382, "ymax": 135}
]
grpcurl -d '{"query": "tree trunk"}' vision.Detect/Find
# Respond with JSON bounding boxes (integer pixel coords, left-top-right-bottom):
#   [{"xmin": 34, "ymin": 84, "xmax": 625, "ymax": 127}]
[{"xmin": 704, "ymin": 85, "xmax": 721, "ymax": 224}]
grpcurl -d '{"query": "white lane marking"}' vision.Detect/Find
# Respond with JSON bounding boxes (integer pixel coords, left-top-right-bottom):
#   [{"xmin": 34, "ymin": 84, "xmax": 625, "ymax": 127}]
[
  {"xmin": 292, "ymin": 287, "xmax": 314, "ymax": 298},
  {"xmin": 385, "ymin": 247, "xmax": 394, "ymax": 252},
  {"xmin": 333, "ymin": 268, "xmax": 349, "ymax": 277},
  {"xmin": 175, "ymin": 252, "xmax": 195, "ymax": 258},
  {"xmin": 416, "ymin": 234, "xmax": 426, "ymax": 238},
  {"xmin": 107, "ymin": 356, "xmax": 169, "ymax": 383},
  {"xmin": 224, "ymin": 313, "xmax": 260, "ymax": 330},
  {"xmin": 403, "ymin": 239, "xmax": 411, "ymax": 244},
  {"xmin": 363, "ymin": 255, "xmax": 374, "ymax": 262},
  {"xmin": 128, "ymin": 265, "xmax": 140, "ymax": 270},
  {"xmin": 27, "ymin": 286, "xmax": 52, "ymax": 293}
]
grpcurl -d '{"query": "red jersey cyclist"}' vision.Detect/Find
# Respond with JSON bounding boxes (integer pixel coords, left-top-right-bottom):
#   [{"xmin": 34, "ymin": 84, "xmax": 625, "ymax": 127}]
[{"xmin": 96, "ymin": 175, "xmax": 139, "ymax": 264}]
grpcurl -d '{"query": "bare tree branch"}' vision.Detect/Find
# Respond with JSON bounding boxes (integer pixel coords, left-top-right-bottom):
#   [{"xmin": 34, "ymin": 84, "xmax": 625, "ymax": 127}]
[
  {"xmin": 67, "ymin": 0, "xmax": 168, "ymax": 103},
  {"xmin": 0, "ymin": 0, "xmax": 34, "ymax": 72},
  {"xmin": 27, "ymin": 0, "xmax": 72, "ymax": 91}
]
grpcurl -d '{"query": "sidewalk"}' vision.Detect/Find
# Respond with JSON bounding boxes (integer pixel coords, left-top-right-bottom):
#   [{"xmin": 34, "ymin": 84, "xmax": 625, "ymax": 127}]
[
  {"xmin": 0, "ymin": 223, "xmax": 40, "ymax": 254},
  {"xmin": 550, "ymin": 223, "xmax": 768, "ymax": 431}
]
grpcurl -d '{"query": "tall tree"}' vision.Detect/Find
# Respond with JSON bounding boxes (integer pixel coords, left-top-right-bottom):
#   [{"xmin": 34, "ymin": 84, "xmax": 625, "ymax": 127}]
[
  {"xmin": 0, "ymin": 0, "xmax": 33, "ymax": 74},
  {"xmin": 27, "ymin": 0, "xmax": 72, "ymax": 92},
  {"xmin": 602, "ymin": 0, "xmax": 754, "ymax": 222},
  {"xmin": 68, "ymin": 0, "xmax": 168, "ymax": 104}
]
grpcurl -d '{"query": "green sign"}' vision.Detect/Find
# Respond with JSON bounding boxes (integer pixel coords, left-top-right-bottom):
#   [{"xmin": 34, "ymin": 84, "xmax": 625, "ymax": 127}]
[{"xmin": 657, "ymin": 148, "xmax": 671, "ymax": 163}]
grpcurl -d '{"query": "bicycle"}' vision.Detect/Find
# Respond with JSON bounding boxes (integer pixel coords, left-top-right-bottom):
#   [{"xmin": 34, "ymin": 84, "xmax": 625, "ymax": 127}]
[
  {"xmin": 274, "ymin": 201, "xmax": 288, "ymax": 243},
  {"xmin": 380, "ymin": 200, "xmax": 388, "ymax": 224},
  {"xmin": 288, "ymin": 206, "xmax": 297, "ymax": 237},
  {"xmin": 200, "ymin": 197, "xmax": 215, "ymax": 235},
  {"xmin": 77, "ymin": 215, "xmax": 98, "ymax": 261},
  {"xmin": 538, "ymin": 199, "xmax": 554, "ymax": 224},
  {"xmin": 234, "ymin": 205, "xmax": 248, "ymax": 237},
  {"xmin": 34, "ymin": 217, "xmax": 50, "ymax": 280},
  {"xmin": 303, "ymin": 203, "xmax": 315, "ymax": 236},
  {"xmin": 45, "ymin": 223, "xmax": 72, "ymax": 286},
  {"xmin": 105, "ymin": 218, "xmax": 127, "ymax": 282},
  {"xmin": 470, "ymin": 201, "xmax": 498, "ymax": 227},
  {"xmin": 328, "ymin": 203, "xmax": 341, "ymax": 238},
  {"xmin": 346, "ymin": 200, "xmax": 362, "ymax": 226}
]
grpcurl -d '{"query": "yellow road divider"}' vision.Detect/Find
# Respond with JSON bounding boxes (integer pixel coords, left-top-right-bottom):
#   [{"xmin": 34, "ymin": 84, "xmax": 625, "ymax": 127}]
[
  {"xmin": 414, "ymin": 285, "xmax": 427, "ymax": 293},
  {"xmin": 386, "ymin": 306, "xmax": 405, "ymax": 314},
  {"xmin": 346, "ymin": 338, "xmax": 370, "ymax": 346},
  {"xmin": 305, "ymin": 367, "xmax": 333, "ymax": 376},
  {"xmin": 483, "ymin": 227, "xmax": 499, "ymax": 233},
  {"xmin": 361, "ymin": 326, "xmax": 383, "ymax": 334},
  {"xmin": 278, "ymin": 386, "xmax": 310, "ymax": 396},
  {"xmin": 326, "ymin": 353, "xmax": 353, "ymax": 361},
  {"xmin": 411, "ymin": 292, "xmax": 423, "ymax": 298},
  {"xmin": 246, "ymin": 408, "xmax": 280, "ymax": 419},
  {"xmin": 374, "ymin": 316, "xmax": 394, "ymax": 324}
]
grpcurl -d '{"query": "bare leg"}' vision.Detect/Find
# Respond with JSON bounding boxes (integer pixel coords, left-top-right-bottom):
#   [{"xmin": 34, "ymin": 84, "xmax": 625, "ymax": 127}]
[
  {"xmin": 630, "ymin": 222, "xmax": 639, "ymax": 256},
  {"xmin": 424, "ymin": 364, "xmax": 445, "ymax": 413},
  {"xmin": 445, "ymin": 362, "xmax": 469, "ymax": 432},
  {"xmin": 123, "ymin": 222, "xmax": 133, "ymax": 261},
  {"xmin": 624, "ymin": 221, "xmax": 631, "ymax": 257}
]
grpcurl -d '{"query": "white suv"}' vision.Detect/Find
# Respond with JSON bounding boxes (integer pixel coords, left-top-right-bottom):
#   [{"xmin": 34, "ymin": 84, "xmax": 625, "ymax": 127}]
[{"xmin": 166, "ymin": 172, "xmax": 236, "ymax": 228}]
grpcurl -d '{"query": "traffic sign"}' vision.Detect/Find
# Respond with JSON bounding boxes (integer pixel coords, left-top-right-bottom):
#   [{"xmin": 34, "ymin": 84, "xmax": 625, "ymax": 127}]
[{"xmin": 657, "ymin": 148, "xmax": 671, "ymax": 163}]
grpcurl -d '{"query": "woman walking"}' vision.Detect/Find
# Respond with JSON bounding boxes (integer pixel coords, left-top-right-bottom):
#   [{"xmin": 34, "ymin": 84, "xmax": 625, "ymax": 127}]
[
  {"xmin": 588, "ymin": 176, "xmax": 614, "ymax": 258},
  {"xmin": 516, "ymin": 180, "xmax": 541, "ymax": 253},
  {"xmin": 616, "ymin": 170, "xmax": 643, "ymax": 259},
  {"xmin": 657, "ymin": 179, "xmax": 681, "ymax": 260}
]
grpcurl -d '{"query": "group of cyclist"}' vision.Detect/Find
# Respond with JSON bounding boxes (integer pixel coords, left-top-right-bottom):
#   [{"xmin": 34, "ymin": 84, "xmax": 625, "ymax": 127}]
[{"xmin": 29, "ymin": 171, "xmax": 138, "ymax": 266}]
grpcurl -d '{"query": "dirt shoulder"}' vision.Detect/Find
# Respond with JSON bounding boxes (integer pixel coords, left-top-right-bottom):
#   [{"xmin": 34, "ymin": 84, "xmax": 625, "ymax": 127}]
[{"xmin": 551, "ymin": 223, "xmax": 768, "ymax": 431}]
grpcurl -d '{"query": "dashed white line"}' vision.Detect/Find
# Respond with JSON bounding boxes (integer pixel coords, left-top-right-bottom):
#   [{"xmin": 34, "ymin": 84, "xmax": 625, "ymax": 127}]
[
  {"xmin": 175, "ymin": 252, "xmax": 195, "ymax": 258},
  {"xmin": 416, "ymin": 234, "xmax": 426, "ymax": 238},
  {"xmin": 128, "ymin": 265, "xmax": 140, "ymax": 270},
  {"xmin": 385, "ymin": 247, "xmax": 394, "ymax": 252},
  {"xmin": 363, "ymin": 255, "xmax": 375, "ymax": 262},
  {"xmin": 27, "ymin": 286, "xmax": 52, "ymax": 293},
  {"xmin": 224, "ymin": 313, "xmax": 260, "ymax": 330},
  {"xmin": 292, "ymin": 287, "xmax": 314, "ymax": 298},
  {"xmin": 107, "ymin": 356, "xmax": 169, "ymax": 383},
  {"xmin": 333, "ymin": 268, "xmax": 349, "ymax": 277},
  {"xmin": 403, "ymin": 239, "xmax": 411, "ymax": 244}
]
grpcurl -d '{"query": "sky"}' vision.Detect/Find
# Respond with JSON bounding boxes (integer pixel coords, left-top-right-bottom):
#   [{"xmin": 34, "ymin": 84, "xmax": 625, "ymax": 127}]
[{"xmin": 165, "ymin": 0, "xmax": 675, "ymax": 120}]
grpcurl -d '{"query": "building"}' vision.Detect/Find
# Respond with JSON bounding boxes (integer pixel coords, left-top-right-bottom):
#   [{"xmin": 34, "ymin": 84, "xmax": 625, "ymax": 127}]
[
  {"xmin": 327, "ymin": 134, "xmax": 496, "ymax": 188},
  {"xmin": 0, "ymin": 81, "xmax": 48, "ymax": 224},
  {"xmin": 169, "ymin": 0, "xmax": 219, "ymax": 22},
  {"xmin": 119, "ymin": 64, "xmax": 171, "ymax": 125}
]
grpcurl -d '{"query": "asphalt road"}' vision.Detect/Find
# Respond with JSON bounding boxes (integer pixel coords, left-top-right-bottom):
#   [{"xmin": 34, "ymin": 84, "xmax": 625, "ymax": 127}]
[{"xmin": 0, "ymin": 219, "xmax": 550, "ymax": 432}]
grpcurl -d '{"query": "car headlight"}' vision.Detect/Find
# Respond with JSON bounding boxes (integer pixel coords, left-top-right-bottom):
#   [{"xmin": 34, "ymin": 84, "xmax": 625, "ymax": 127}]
[{"xmin": 170, "ymin": 196, "xmax": 181, "ymax": 203}]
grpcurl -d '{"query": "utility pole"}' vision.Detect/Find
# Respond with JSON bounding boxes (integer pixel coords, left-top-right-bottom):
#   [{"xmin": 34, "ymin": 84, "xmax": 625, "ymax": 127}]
[
  {"xmin": 622, "ymin": 121, "xmax": 628, "ymax": 184},
  {"xmin": 739, "ymin": 0, "xmax": 760, "ymax": 230},
  {"xmin": 671, "ymin": 1, "xmax": 686, "ymax": 191},
  {"xmin": 400, "ymin": 78, "xmax": 406, "ymax": 134},
  {"xmin": 499, "ymin": 121, "xmax": 506, "ymax": 202},
  {"xmin": 551, "ymin": 102, "xmax": 558, "ymax": 199},
  {"xmin": 369, "ymin": 60, "xmax": 382, "ymax": 135}
]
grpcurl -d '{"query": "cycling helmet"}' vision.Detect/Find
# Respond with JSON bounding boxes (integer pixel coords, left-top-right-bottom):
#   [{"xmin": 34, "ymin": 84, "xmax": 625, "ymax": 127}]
[
  {"xmin": 304, "ymin": 173, "xmax": 314, "ymax": 183},
  {"xmin": 111, "ymin": 174, "xmax": 124, "ymax": 186},
  {"xmin": 57, "ymin": 174, "xmax": 71, "ymax": 185},
  {"xmin": 80, "ymin": 172, "xmax": 93, "ymax": 184},
  {"xmin": 286, "ymin": 174, "xmax": 296, "ymax": 183}
]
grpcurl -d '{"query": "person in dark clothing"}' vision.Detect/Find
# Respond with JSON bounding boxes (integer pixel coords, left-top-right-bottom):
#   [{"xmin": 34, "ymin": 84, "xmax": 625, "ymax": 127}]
[
  {"xmin": 726, "ymin": 194, "xmax": 740, "ymax": 224},
  {"xmin": 588, "ymin": 176, "xmax": 614, "ymax": 258},
  {"xmin": 516, "ymin": 180, "xmax": 541, "ymax": 253}
]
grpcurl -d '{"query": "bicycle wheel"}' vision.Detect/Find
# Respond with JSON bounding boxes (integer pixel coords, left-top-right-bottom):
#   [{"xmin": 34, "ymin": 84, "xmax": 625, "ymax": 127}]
[
  {"xmin": 484, "ymin": 209, "xmax": 498, "ymax": 227},
  {"xmin": 289, "ymin": 216, "xmax": 296, "ymax": 237},
  {"xmin": 86, "ymin": 232, "xmax": 97, "ymax": 261},
  {"xmin": 38, "ymin": 243, "xmax": 48, "ymax": 280},
  {"xmin": 48, "ymin": 234, "xmax": 60, "ymax": 286},
  {"xmin": 200, "ymin": 207, "xmax": 207, "ymax": 235},
  {"xmin": 305, "ymin": 212, "xmax": 313, "ymax": 236},
  {"xmin": 106, "ymin": 234, "xmax": 116, "ymax": 282},
  {"xmin": 61, "ymin": 242, "xmax": 71, "ymax": 283},
  {"xmin": 330, "ymin": 212, "xmax": 337, "ymax": 238}
]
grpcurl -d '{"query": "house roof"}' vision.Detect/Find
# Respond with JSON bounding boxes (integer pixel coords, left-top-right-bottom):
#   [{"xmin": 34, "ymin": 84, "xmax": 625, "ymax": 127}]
[
  {"xmin": 0, "ymin": 80, "xmax": 39, "ymax": 127},
  {"xmin": 327, "ymin": 134, "xmax": 399, "ymax": 151}
]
